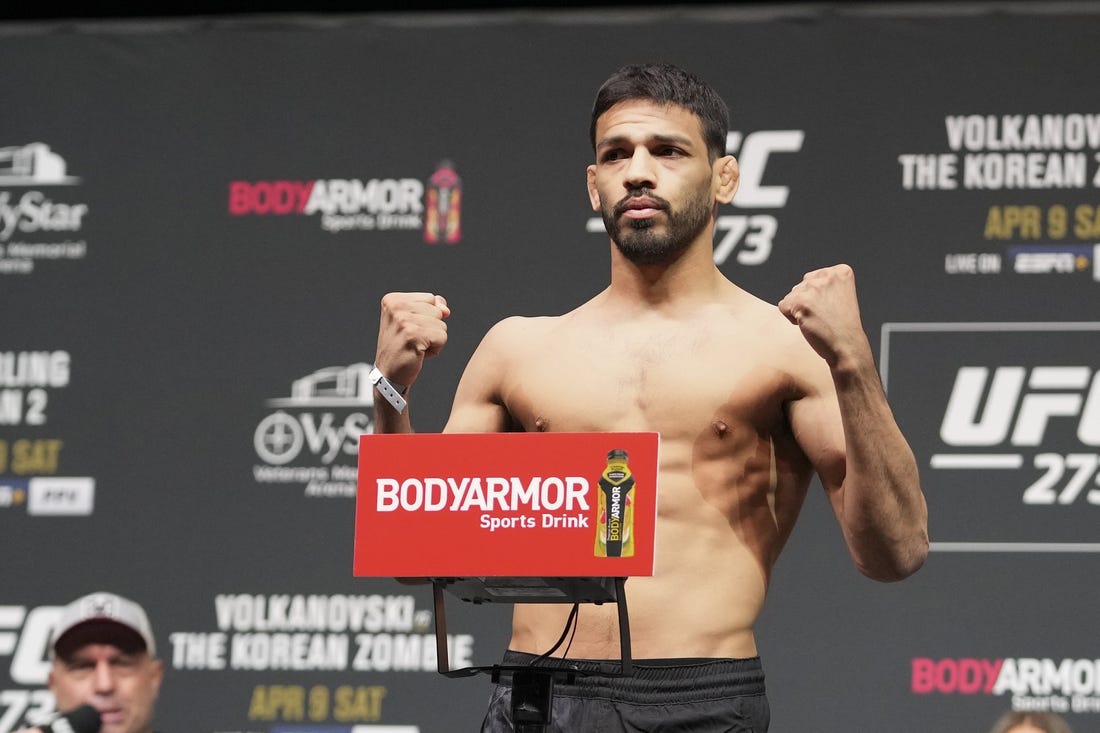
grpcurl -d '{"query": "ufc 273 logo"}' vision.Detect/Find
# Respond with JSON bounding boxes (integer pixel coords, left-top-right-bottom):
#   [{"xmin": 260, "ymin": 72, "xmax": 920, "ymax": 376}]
[
  {"xmin": 713, "ymin": 131, "xmax": 804, "ymax": 266},
  {"xmin": 587, "ymin": 129, "xmax": 805, "ymax": 266},
  {"xmin": 882, "ymin": 322, "xmax": 1100, "ymax": 516},
  {"xmin": 939, "ymin": 365, "xmax": 1100, "ymax": 505},
  {"xmin": 0, "ymin": 604, "xmax": 61, "ymax": 731}
]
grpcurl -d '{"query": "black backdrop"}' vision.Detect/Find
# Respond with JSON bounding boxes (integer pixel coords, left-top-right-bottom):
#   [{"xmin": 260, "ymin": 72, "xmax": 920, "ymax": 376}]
[{"xmin": 2, "ymin": 2, "xmax": 1099, "ymax": 731}]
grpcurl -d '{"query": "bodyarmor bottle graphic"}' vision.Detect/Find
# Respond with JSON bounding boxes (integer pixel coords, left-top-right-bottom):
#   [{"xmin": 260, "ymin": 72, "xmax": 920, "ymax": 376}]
[
  {"xmin": 594, "ymin": 449, "xmax": 635, "ymax": 557},
  {"xmin": 424, "ymin": 160, "xmax": 461, "ymax": 244}
]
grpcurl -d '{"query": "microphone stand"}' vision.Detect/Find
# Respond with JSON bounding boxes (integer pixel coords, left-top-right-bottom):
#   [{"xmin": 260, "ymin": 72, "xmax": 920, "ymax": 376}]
[{"xmin": 430, "ymin": 577, "xmax": 633, "ymax": 731}]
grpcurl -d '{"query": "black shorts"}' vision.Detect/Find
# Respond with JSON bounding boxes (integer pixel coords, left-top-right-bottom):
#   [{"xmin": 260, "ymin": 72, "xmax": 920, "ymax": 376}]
[{"xmin": 480, "ymin": 650, "xmax": 769, "ymax": 732}]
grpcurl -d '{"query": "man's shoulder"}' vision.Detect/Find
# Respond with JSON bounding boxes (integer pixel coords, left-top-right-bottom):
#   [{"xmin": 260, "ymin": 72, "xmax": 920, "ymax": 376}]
[
  {"xmin": 485, "ymin": 313, "xmax": 558, "ymax": 338},
  {"xmin": 473, "ymin": 314, "xmax": 560, "ymax": 361}
]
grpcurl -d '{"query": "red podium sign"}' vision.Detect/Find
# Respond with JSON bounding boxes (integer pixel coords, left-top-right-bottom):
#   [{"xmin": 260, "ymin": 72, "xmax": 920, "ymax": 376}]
[{"xmin": 354, "ymin": 432, "xmax": 659, "ymax": 578}]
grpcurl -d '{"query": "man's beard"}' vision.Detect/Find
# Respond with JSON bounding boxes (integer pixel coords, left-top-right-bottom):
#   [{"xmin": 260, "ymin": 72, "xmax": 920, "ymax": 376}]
[{"xmin": 601, "ymin": 189, "xmax": 712, "ymax": 266}]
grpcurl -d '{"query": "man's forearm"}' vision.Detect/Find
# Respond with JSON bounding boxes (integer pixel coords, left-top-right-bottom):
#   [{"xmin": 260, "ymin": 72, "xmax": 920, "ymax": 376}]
[
  {"xmin": 833, "ymin": 358, "xmax": 929, "ymax": 581},
  {"xmin": 373, "ymin": 399, "xmax": 414, "ymax": 434}
]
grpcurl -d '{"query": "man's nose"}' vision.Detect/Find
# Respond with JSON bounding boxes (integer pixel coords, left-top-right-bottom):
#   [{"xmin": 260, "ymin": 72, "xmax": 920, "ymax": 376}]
[
  {"xmin": 624, "ymin": 148, "xmax": 656, "ymax": 189},
  {"xmin": 92, "ymin": 660, "xmax": 116, "ymax": 692}
]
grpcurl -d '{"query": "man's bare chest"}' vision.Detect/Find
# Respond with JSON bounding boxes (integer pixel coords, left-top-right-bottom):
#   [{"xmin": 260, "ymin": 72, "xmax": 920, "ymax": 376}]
[{"xmin": 499, "ymin": 330, "xmax": 798, "ymax": 437}]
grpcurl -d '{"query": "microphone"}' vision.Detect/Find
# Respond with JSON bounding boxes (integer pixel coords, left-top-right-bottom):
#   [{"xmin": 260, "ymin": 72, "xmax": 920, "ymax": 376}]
[{"xmin": 29, "ymin": 705, "xmax": 101, "ymax": 733}]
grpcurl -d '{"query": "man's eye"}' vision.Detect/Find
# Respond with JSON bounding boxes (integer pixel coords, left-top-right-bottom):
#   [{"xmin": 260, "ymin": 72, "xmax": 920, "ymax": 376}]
[{"xmin": 602, "ymin": 150, "xmax": 625, "ymax": 162}]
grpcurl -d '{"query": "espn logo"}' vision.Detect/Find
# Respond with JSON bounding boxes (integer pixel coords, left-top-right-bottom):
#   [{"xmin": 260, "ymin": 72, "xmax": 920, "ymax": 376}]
[{"xmin": 1008, "ymin": 244, "xmax": 1100, "ymax": 280}]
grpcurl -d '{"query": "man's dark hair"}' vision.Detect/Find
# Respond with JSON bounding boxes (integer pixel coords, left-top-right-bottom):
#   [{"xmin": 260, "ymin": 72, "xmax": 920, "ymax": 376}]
[
  {"xmin": 590, "ymin": 63, "xmax": 730, "ymax": 162},
  {"xmin": 989, "ymin": 711, "xmax": 1074, "ymax": 733}
]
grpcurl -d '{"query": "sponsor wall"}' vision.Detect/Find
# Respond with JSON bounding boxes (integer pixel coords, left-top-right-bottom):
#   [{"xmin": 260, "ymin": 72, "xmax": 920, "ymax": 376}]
[{"xmin": 1, "ymin": 2, "xmax": 1098, "ymax": 731}]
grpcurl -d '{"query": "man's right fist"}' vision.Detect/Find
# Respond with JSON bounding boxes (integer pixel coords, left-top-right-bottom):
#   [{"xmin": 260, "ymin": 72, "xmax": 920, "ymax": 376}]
[{"xmin": 375, "ymin": 292, "xmax": 451, "ymax": 387}]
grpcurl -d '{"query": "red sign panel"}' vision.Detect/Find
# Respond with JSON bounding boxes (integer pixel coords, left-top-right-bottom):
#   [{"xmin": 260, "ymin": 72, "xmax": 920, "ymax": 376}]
[{"xmin": 354, "ymin": 432, "xmax": 659, "ymax": 578}]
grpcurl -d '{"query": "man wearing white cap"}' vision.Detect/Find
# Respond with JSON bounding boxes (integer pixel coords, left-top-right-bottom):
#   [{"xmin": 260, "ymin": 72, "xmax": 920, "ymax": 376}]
[{"xmin": 18, "ymin": 591, "xmax": 164, "ymax": 733}]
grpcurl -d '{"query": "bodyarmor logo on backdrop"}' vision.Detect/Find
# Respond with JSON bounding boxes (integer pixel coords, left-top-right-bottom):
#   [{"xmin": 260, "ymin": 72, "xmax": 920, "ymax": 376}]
[
  {"xmin": 423, "ymin": 160, "xmax": 461, "ymax": 244},
  {"xmin": 880, "ymin": 323, "xmax": 1100, "ymax": 550},
  {"xmin": 897, "ymin": 113, "xmax": 1100, "ymax": 281},
  {"xmin": 252, "ymin": 364, "xmax": 374, "ymax": 498},
  {"xmin": 228, "ymin": 161, "xmax": 461, "ymax": 240},
  {"xmin": 0, "ymin": 143, "xmax": 88, "ymax": 276},
  {"xmin": 586, "ymin": 129, "xmax": 804, "ymax": 267},
  {"xmin": 911, "ymin": 656, "xmax": 1100, "ymax": 716}
]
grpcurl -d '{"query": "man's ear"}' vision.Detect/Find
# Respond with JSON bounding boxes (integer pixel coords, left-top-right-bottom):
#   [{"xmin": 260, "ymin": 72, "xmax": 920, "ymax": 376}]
[
  {"xmin": 715, "ymin": 155, "xmax": 740, "ymax": 204},
  {"xmin": 586, "ymin": 164, "xmax": 601, "ymax": 211},
  {"xmin": 150, "ymin": 658, "xmax": 165, "ymax": 696}
]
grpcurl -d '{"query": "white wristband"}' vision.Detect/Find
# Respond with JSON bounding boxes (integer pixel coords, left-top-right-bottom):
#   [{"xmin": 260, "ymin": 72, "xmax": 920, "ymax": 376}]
[{"xmin": 369, "ymin": 367, "xmax": 408, "ymax": 414}]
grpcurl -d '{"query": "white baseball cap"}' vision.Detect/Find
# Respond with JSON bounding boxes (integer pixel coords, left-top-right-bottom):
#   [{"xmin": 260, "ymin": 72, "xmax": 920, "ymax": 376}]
[{"xmin": 51, "ymin": 591, "xmax": 156, "ymax": 659}]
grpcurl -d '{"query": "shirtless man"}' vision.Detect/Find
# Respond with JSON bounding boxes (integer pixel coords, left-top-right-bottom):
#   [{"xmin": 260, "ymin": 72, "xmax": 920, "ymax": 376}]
[{"xmin": 372, "ymin": 63, "xmax": 928, "ymax": 732}]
